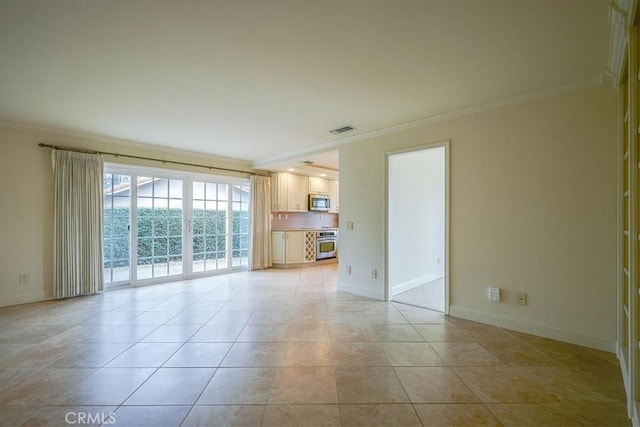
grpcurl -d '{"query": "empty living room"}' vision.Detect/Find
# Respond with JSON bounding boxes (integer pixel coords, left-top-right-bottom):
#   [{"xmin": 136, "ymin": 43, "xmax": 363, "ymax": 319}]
[{"xmin": 1, "ymin": 1, "xmax": 639, "ymax": 426}]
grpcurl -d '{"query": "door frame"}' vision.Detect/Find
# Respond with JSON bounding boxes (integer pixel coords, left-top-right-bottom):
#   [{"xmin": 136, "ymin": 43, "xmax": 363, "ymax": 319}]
[{"xmin": 384, "ymin": 140, "xmax": 450, "ymax": 315}]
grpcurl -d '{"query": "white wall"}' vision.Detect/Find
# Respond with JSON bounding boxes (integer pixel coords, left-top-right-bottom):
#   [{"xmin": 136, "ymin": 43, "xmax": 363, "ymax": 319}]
[
  {"xmin": 0, "ymin": 124, "xmax": 253, "ymax": 307},
  {"xmin": 337, "ymin": 84, "xmax": 618, "ymax": 351},
  {"xmin": 388, "ymin": 147, "xmax": 445, "ymax": 296}
]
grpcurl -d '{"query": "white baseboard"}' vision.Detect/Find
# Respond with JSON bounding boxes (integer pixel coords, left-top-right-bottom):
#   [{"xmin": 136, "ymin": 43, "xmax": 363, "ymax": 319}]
[
  {"xmin": 337, "ymin": 281, "xmax": 384, "ymax": 301},
  {"xmin": 0, "ymin": 291, "xmax": 48, "ymax": 307},
  {"xmin": 449, "ymin": 305, "xmax": 616, "ymax": 352},
  {"xmin": 391, "ymin": 274, "xmax": 443, "ymax": 296}
]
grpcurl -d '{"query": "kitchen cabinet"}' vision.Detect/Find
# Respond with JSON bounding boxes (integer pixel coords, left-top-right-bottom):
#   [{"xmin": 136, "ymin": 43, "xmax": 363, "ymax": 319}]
[
  {"xmin": 328, "ymin": 180, "xmax": 339, "ymax": 213},
  {"xmin": 284, "ymin": 231, "xmax": 306, "ymax": 264},
  {"xmin": 308, "ymin": 177, "xmax": 329, "ymax": 194},
  {"xmin": 271, "ymin": 230, "xmax": 316, "ymax": 264},
  {"xmin": 288, "ymin": 174, "xmax": 308, "ymax": 211},
  {"xmin": 270, "ymin": 172, "xmax": 309, "ymax": 212},
  {"xmin": 272, "ymin": 231, "xmax": 286, "ymax": 264},
  {"xmin": 271, "ymin": 173, "xmax": 288, "ymax": 212}
]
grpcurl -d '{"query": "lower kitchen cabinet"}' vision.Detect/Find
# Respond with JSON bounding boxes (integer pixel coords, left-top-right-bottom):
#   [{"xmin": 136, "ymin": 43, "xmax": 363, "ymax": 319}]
[
  {"xmin": 284, "ymin": 231, "xmax": 306, "ymax": 264},
  {"xmin": 272, "ymin": 231, "xmax": 316, "ymax": 265},
  {"xmin": 272, "ymin": 231, "xmax": 286, "ymax": 264}
]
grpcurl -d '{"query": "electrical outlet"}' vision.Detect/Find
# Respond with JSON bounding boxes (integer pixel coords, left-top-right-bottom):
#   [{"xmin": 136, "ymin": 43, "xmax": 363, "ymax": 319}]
[
  {"xmin": 488, "ymin": 287, "xmax": 500, "ymax": 302},
  {"xmin": 278, "ymin": 213, "xmax": 282, "ymax": 220},
  {"xmin": 371, "ymin": 269, "xmax": 377, "ymax": 279},
  {"xmin": 437, "ymin": 257, "xmax": 440, "ymax": 264},
  {"xmin": 19, "ymin": 273, "xmax": 30, "ymax": 285},
  {"xmin": 346, "ymin": 265, "xmax": 351, "ymax": 274},
  {"xmin": 284, "ymin": 214, "xmax": 288, "ymax": 219},
  {"xmin": 517, "ymin": 292, "xmax": 527, "ymax": 306}
]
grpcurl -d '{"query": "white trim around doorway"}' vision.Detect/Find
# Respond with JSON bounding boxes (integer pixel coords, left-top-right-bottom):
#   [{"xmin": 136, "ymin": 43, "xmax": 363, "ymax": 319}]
[{"xmin": 384, "ymin": 140, "xmax": 450, "ymax": 315}]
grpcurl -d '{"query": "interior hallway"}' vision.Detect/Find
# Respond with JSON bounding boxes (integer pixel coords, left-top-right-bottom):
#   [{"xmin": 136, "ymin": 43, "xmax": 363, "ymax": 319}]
[{"xmin": 0, "ymin": 264, "xmax": 630, "ymax": 426}]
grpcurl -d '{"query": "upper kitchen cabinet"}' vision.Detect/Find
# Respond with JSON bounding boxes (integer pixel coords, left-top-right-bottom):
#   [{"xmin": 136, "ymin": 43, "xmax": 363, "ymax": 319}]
[
  {"xmin": 328, "ymin": 180, "xmax": 339, "ymax": 213},
  {"xmin": 270, "ymin": 172, "xmax": 309, "ymax": 212},
  {"xmin": 308, "ymin": 177, "xmax": 329, "ymax": 194},
  {"xmin": 288, "ymin": 174, "xmax": 308, "ymax": 211},
  {"xmin": 271, "ymin": 173, "xmax": 288, "ymax": 212}
]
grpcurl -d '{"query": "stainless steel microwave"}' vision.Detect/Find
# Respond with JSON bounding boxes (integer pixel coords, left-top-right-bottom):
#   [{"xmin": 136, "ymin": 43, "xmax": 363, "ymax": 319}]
[{"xmin": 309, "ymin": 194, "xmax": 330, "ymax": 211}]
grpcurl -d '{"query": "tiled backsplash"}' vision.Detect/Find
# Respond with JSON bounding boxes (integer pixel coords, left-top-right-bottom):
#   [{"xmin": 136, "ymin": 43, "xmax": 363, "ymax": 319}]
[{"xmin": 271, "ymin": 212, "xmax": 338, "ymax": 230}]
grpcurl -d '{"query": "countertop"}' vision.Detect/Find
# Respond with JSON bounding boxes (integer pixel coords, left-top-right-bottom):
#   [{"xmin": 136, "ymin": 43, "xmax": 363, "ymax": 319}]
[{"xmin": 272, "ymin": 228, "xmax": 338, "ymax": 232}]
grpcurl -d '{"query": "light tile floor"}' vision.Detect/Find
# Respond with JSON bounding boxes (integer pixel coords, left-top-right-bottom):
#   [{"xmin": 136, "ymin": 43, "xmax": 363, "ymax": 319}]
[
  {"xmin": 392, "ymin": 277, "xmax": 445, "ymax": 312},
  {"xmin": 0, "ymin": 264, "xmax": 631, "ymax": 426}
]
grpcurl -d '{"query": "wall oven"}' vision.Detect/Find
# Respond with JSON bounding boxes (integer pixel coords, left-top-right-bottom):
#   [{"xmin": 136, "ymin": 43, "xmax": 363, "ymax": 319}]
[{"xmin": 316, "ymin": 230, "xmax": 337, "ymax": 260}]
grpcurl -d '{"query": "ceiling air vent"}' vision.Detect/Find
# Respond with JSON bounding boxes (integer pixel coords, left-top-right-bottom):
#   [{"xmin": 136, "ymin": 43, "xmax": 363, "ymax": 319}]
[{"xmin": 329, "ymin": 126, "xmax": 354, "ymax": 135}]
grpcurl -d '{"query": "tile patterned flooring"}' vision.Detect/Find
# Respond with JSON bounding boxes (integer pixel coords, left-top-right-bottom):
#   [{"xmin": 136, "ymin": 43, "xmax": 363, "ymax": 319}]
[
  {"xmin": 0, "ymin": 265, "xmax": 631, "ymax": 426},
  {"xmin": 392, "ymin": 277, "xmax": 445, "ymax": 312}
]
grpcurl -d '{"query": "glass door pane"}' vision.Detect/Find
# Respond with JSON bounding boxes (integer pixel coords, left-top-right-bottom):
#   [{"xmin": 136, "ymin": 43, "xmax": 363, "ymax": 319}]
[
  {"xmin": 192, "ymin": 181, "xmax": 228, "ymax": 272},
  {"xmin": 136, "ymin": 176, "xmax": 183, "ymax": 280},
  {"xmin": 232, "ymin": 184, "xmax": 250, "ymax": 267},
  {"xmin": 103, "ymin": 173, "xmax": 131, "ymax": 285}
]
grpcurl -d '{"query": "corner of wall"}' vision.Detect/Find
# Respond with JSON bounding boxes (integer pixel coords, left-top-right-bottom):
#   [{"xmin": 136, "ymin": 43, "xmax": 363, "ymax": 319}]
[
  {"xmin": 337, "ymin": 281, "xmax": 385, "ymax": 301},
  {"xmin": 449, "ymin": 305, "xmax": 616, "ymax": 352}
]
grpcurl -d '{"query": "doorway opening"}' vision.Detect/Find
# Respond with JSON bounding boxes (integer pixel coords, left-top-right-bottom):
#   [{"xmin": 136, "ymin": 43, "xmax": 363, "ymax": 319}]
[{"xmin": 386, "ymin": 142, "xmax": 448, "ymax": 313}]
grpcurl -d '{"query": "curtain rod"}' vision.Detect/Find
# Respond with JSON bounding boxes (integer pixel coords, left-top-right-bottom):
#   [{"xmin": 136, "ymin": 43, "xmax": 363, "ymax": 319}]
[{"xmin": 38, "ymin": 143, "xmax": 260, "ymax": 176}]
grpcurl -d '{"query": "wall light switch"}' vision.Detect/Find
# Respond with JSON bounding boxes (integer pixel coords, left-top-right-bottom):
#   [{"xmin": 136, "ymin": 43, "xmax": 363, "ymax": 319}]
[
  {"xmin": 346, "ymin": 221, "xmax": 354, "ymax": 230},
  {"xmin": 488, "ymin": 287, "xmax": 500, "ymax": 302}
]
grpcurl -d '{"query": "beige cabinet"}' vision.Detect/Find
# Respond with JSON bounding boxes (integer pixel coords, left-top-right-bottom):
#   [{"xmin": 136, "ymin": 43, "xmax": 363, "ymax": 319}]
[
  {"xmin": 271, "ymin": 230, "xmax": 316, "ymax": 264},
  {"xmin": 308, "ymin": 177, "xmax": 329, "ymax": 194},
  {"xmin": 328, "ymin": 180, "xmax": 339, "ymax": 213},
  {"xmin": 284, "ymin": 231, "xmax": 306, "ymax": 264},
  {"xmin": 271, "ymin": 231, "xmax": 286, "ymax": 264},
  {"xmin": 270, "ymin": 172, "xmax": 309, "ymax": 212},
  {"xmin": 271, "ymin": 173, "xmax": 288, "ymax": 212},
  {"xmin": 287, "ymin": 174, "xmax": 308, "ymax": 212}
]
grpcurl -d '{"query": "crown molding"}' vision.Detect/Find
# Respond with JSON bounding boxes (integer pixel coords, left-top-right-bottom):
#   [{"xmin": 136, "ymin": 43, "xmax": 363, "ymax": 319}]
[
  {"xmin": 0, "ymin": 119, "xmax": 254, "ymax": 170},
  {"xmin": 608, "ymin": 0, "xmax": 637, "ymax": 85},
  {"xmin": 253, "ymin": 75, "xmax": 604, "ymax": 169}
]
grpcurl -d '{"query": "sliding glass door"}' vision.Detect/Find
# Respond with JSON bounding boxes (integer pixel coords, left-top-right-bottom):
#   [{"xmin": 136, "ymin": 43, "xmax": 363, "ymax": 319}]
[
  {"xmin": 191, "ymin": 182, "xmax": 250, "ymax": 272},
  {"xmin": 231, "ymin": 184, "xmax": 250, "ymax": 267},
  {"xmin": 103, "ymin": 166, "xmax": 249, "ymax": 287},
  {"xmin": 192, "ymin": 181, "xmax": 228, "ymax": 272},
  {"xmin": 103, "ymin": 173, "xmax": 131, "ymax": 285},
  {"xmin": 136, "ymin": 177, "xmax": 184, "ymax": 279}
]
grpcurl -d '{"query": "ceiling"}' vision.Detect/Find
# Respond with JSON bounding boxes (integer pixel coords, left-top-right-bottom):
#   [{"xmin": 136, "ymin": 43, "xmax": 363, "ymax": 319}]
[
  {"xmin": 0, "ymin": 1, "xmax": 610, "ymax": 173},
  {"xmin": 267, "ymin": 150, "xmax": 340, "ymax": 180}
]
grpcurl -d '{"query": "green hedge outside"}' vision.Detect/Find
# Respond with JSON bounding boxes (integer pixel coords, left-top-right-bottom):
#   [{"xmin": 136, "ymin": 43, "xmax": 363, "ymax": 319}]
[{"xmin": 104, "ymin": 207, "xmax": 249, "ymax": 268}]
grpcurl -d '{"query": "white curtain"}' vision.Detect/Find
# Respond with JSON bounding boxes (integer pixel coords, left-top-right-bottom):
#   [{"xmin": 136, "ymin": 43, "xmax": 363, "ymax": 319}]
[
  {"xmin": 53, "ymin": 150, "xmax": 104, "ymax": 298},
  {"xmin": 249, "ymin": 175, "xmax": 272, "ymax": 270}
]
